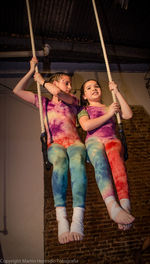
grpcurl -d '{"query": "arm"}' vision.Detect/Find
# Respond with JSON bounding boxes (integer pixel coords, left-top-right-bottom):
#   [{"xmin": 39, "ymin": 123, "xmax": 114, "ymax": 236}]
[
  {"xmin": 54, "ymin": 90, "xmax": 75, "ymax": 104},
  {"xmin": 13, "ymin": 57, "xmax": 37, "ymax": 104},
  {"xmin": 34, "ymin": 73, "xmax": 75, "ymax": 104},
  {"xmin": 78, "ymin": 104, "xmax": 119, "ymax": 131},
  {"xmin": 109, "ymin": 81, "xmax": 133, "ymax": 119}
]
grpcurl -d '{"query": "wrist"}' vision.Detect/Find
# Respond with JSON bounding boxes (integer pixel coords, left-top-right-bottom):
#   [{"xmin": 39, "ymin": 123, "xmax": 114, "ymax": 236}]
[
  {"xmin": 29, "ymin": 68, "xmax": 35, "ymax": 74},
  {"xmin": 106, "ymin": 111, "xmax": 113, "ymax": 119},
  {"xmin": 115, "ymin": 88, "xmax": 120, "ymax": 96},
  {"xmin": 42, "ymin": 80, "xmax": 47, "ymax": 88}
]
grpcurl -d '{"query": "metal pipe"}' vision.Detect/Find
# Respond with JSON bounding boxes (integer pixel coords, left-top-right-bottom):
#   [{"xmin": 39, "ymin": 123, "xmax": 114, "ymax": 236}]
[{"xmin": 0, "ymin": 43, "xmax": 50, "ymax": 58}]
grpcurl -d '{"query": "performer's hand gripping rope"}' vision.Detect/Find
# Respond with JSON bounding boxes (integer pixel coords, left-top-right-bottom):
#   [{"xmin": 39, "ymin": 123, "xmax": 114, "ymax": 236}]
[
  {"xmin": 26, "ymin": 0, "xmax": 51, "ymax": 169},
  {"xmin": 92, "ymin": 0, "xmax": 128, "ymax": 160}
]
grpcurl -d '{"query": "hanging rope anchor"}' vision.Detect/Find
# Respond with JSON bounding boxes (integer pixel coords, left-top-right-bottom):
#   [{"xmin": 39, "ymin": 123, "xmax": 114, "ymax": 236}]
[
  {"xmin": 92, "ymin": 0, "xmax": 128, "ymax": 161},
  {"xmin": 26, "ymin": 0, "xmax": 51, "ymax": 169}
]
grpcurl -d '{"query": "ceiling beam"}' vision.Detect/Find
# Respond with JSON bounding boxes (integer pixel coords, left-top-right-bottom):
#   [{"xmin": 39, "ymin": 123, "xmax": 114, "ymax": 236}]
[{"xmin": 0, "ymin": 36, "xmax": 150, "ymax": 64}]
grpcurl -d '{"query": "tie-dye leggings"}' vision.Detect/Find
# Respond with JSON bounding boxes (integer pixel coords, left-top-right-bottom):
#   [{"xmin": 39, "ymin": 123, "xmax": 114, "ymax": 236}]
[
  {"xmin": 104, "ymin": 138, "xmax": 129, "ymax": 200},
  {"xmin": 47, "ymin": 142, "xmax": 87, "ymax": 208},
  {"xmin": 86, "ymin": 137, "xmax": 129, "ymax": 201}
]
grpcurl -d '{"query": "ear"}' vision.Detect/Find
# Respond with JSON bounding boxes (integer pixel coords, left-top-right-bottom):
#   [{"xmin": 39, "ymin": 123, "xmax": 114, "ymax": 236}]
[
  {"xmin": 83, "ymin": 94, "xmax": 87, "ymax": 100},
  {"xmin": 53, "ymin": 80, "xmax": 57, "ymax": 85},
  {"xmin": 53, "ymin": 80, "xmax": 60, "ymax": 87}
]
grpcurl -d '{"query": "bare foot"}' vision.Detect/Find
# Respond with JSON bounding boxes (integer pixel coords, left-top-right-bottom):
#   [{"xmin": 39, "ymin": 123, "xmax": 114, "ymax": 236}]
[
  {"xmin": 105, "ymin": 197, "xmax": 135, "ymax": 224},
  {"xmin": 69, "ymin": 231, "xmax": 83, "ymax": 242},
  {"xmin": 118, "ymin": 198, "xmax": 134, "ymax": 230},
  {"xmin": 58, "ymin": 231, "xmax": 70, "ymax": 244},
  {"xmin": 57, "ymin": 218, "xmax": 70, "ymax": 244},
  {"xmin": 69, "ymin": 221, "xmax": 84, "ymax": 242}
]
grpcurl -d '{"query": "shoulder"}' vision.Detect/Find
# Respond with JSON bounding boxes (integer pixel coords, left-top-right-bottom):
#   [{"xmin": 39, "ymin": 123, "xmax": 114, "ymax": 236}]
[
  {"xmin": 78, "ymin": 106, "xmax": 89, "ymax": 120},
  {"xmin": 34, "ymin": 94, "xmax": 50, "ymax": 108}
]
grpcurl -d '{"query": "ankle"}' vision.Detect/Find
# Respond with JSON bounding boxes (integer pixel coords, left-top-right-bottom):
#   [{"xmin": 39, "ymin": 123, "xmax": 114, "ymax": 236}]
[
  {"xmin": 71, "ymin": 207, "xmax": 85, "ymax": 235},
  {"xmin": 120, "ymin": 198, "xmax": 131, "ymax": 212},
  {"xmin": 56, "ymin": 206, "xmax": 67, "ymax": 221},
  {"xmin": 72, "ymin": 207, "xmax": 85, "ymax": 223},
  {"xmin": 104, "ymin": 196, "xmax": 115, "ymax": 206},
  {"xmin": 56, "ymin": 207, "xmax": 69, "ymax": 236}
]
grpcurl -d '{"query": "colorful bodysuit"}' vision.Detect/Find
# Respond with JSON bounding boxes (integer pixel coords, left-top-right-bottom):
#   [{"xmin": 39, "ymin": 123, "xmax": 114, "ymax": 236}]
[
  {"xmin": 34, "ymin": 94, "xmax": 87, "ymax": 208},
  {"xmin": 78, "ymin": 105, "xmax": 129, "ymax": 201}
]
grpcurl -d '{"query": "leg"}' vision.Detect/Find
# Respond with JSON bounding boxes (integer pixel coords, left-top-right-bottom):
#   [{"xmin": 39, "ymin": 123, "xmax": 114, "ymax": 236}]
[
  {"xmin": 86, "ymin": 138, "xmax": 114, "ymax": 200},
  {"xmin": 48, "ymin": 144, "xmax": 69, "ymax": 243},
  {"xmin": 86, "ymin": 138, "xmax": 135, "ymax": 225},
  {"xmin": 105, "ymin": 139, "xmax": 134, "ymax": 230},
  {"xmin": 105, "ymin": 139, "xmax": 129, "ymax": 201},
  {"xmin": 67, "ymin": 142, "xmax": 87, "ymax": 241}
]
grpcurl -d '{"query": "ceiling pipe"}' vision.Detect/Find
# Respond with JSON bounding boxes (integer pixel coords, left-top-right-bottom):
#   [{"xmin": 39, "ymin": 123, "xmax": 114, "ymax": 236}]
[{"xmin": 0, "ymin": 43, "xmax": 50, "ymax": 58}]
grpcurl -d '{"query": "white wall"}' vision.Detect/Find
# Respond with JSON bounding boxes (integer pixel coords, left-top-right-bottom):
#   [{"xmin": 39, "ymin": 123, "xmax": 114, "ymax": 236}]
[
  {"xmin": 0, "ymin": 92, "xmax": 44, "ymax": 262},
  {"xmin": 1, "ymin": 68, "xmax": 150, "ymax": 115},
  {"xmin": 72, "ymin": 71, "xmax": 150, "ymax": 114}
]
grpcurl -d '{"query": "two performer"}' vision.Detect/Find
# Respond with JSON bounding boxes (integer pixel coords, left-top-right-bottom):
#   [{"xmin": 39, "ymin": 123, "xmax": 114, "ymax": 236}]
[
  {"xmin": 13, "ymin": 0, "xmax": 134, "ymax": 245},
  {"xmin": 13, "ymin": 58, "xmax": 135, "ymax": 244}
]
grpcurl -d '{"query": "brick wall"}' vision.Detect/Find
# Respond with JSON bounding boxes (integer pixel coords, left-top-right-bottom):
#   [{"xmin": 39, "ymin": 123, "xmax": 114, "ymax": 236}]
[{"xmin": 44, "ymin": 105, "xmax": 150, "ymax": 264}]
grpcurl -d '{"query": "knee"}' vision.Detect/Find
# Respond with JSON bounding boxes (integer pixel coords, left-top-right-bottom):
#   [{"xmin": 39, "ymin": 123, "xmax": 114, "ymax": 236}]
[
  {"xmin": 105, "ymin": 140, "xmax": 122, "ymax": 155},
  {"xmin": 53, "ymin": 155, "xmax": 68, "ymax": 168},
  {"xmin": 69, "ymin": 146, "xmax": 86, "ymax": 164},
  {"xmin": 88, "ymin": 147, "xmax": 106, "ymax": 164},
  {"xmin": 50, "ymin": 152, "xmax": 68, "ymax": 168},
  {"xmin": 72, "ymin": 149, "xmax": 87, "ymax": 164}
]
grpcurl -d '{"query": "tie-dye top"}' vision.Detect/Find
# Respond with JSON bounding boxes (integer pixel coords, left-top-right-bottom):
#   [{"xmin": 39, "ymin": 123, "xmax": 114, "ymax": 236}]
[
  {"xmin": 78, "ymin": 105, "xmax": 117, "ymax": 143},
  {"xmin": 34, "ymin": 94, "xmax": 81, "ymax": 148}
]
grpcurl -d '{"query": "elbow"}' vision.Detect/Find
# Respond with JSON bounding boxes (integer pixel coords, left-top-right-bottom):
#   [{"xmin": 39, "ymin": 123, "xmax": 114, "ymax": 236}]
[
  {"xmin": 82, "ymin": 124, "xmax": 91, "ymax": 132},
  {"xmin": 79, "ymin": 123, "xmax": 89, "ymax": 131},
  {"xmin": 13, "ymin": 89, "xmax": 20, "ymax": 97},
  {"xmin": 122, "ymin": 111, "xmax": 133, "ymax": 120},
  {"xmin": 13, "ymin": 88, "xmax": 17, "ymax": 95},
  {"xmin": 129, "ymin": 112, "xmax": 133, "ymax": 119},
  {"xmin": 83, "ymin": 126, "xmax": 88, "ymax": 132}
]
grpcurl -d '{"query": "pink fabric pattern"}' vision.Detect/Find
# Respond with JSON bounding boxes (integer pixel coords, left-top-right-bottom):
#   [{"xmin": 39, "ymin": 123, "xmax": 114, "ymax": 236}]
[{"xmin": 34, "ymin": 94, "xmax": 81, "ymax": 148}]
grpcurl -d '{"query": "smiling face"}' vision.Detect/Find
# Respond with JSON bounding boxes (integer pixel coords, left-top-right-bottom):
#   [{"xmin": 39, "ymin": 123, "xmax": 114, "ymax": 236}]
[
  {"xmin": 83, "ymin": 80, "xmax": 101, "ymax": 104},
  {"xmin": 54, "ymin": 75, "xmax": 72, "ymax": 94}
]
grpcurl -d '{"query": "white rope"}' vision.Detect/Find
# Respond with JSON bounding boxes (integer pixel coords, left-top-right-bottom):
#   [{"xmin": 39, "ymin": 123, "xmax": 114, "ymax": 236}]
[
  {"xmin": 92, "ymin": 0, "xmax": 121, "ymax": 124},
  {"xmin": 26, "ymin": 0, "xmax": 45, "ymax": 133}
]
